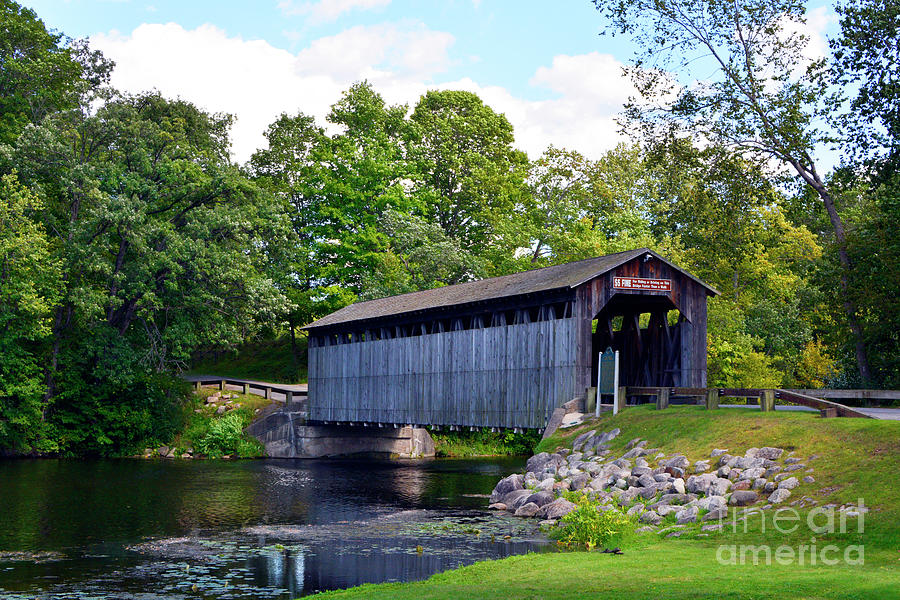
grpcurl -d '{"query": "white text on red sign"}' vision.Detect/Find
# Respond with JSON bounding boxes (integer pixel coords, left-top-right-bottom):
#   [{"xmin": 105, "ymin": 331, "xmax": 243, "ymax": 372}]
[{"xmin": 613, "ymin": 277, "xmax": 672, "ymax": 291}]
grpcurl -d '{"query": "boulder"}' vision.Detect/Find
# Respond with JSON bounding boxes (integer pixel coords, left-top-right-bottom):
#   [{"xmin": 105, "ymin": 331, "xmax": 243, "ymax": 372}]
[
  {"xmin": 656, "ymin": 505, "xmax": 680, "ymax": 516},
  {"xmin": 526, "ymin": 453, "xmax": 551, "ymax": 475},
  {"xmin": 740, "ymin": 467, "xmax": 766, "ymax": 481},
  {"xmin": 672, "ymin": 478, "xmax": 686, "ymax": 495},
  {"xmin": 697, "ymin": 495, "xmax": 727, "ymax": 511},
  {"xmin": 686, "ymin": 473, "xmax": 716, "ymax": 495},
  {"xmin": 756, "ymin": 447, "xmax": 784, "ymax": 460},
  {"xmin": 803, "ymin": 476, "xmax": 815, "ymax": 484},
  {"xmin": 215, "ymin": 406, "xmax": 227, "ymax": 415},
  {"xmin": 709, "ymin": 477, "xmax": 732, "ymax": 496},
  {"xmin": 659, "ymin": 493, "xmax": 697, "ymax": 505},
  {"xmin": 501, "ymin": 489, "xmax": 533, "ymax": 510},
  {"xmin": 664, "ymin": 456, "xmax": 690, "ymax": 470},
  {"xmin": 514, "ymin": 502, "xmax": 541, "ymax": 517},
  {"xmin": 632, "ymin": 466, "xmax": 653, "ymax": 477},
  {"xmin": 488, "ymin": 503, "xmax": 507, "ymax": 510},
  {"xmin": 717, "ymin": 466, "xmax": 731, "ymax": 478},
  {"xmin": 627, "ymin": 503, "xmax": 645, "ymax": 516},
  {"xmin": 637, "ymin": 474, "xmax": 657, "ymax": 488},
  {"xmin": 539, "ymin": 498, "xmax": 577, "ymax": 520},
  {"xmin": 491, "ymin": 473, "xmax": 524, "ymax": 502},
  {"xmin": 784, "ymin": 457, "xmax": 803, "ymax": 465},
  {"xmin": 676, "ymin": 505, "xmax": 699, "ymax": 524},
  {"xmin": 572, "ymin": 430, "xmax": 597, "ymax": 452},
  {"xmin": 778, "ymin": 477, "xmax": 800, "ymax": 490},
  {"xmin": 639, "ymin": 510, "xmax": 662, "ymax": 525},
  {"xmin": 703, "ymin": 507, "xmax": 728, "ymax": 521},
  {"xmin": 752, "ymin": 478, "xmax": 767, "ymax": 490},
  {"xmin": 654, "ymin": 473, "xmax": 672, "ymax": 483},
  {"xmin": 768, "ymin": 488, "xmax": 791, "ymax": 504},
  {"xmin": 525, "ymin": 491, "xmax": 555, "ymax": 508},
  {"xmin": 729, "ymin": 491, "xmax": 759, "ymax": 506},
  {"xmin": 570, "ymin": 473, "xmax": 590, "ymax": 491},
  {"xmin": 638, "ymin": 486, "xmax": 659, "ymax": 500},
  {"xmin": 711, "ymin": 448, "xmax": 729, "ymax": 458},
  {"xmin": 694, "ymin": 461, "xmax": 711, "ymax": 473},
  {"xmin": 733, "ymin": 480, "xmax": 752, "ymax": 491},
  {"xmin": 625, "ymin": 437, "xmax": 642, "ymax": 450},
  {"xmin": 157, "ymin": 446, "xmax": 169, "ymax": 456},
  {"xmin": 784, "ymin": 464, "xmax": 806, "ymax": 472}
]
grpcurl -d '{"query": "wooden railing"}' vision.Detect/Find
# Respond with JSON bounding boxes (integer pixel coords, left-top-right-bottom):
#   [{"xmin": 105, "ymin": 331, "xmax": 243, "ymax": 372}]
[
  {"xmin": 609, "ymin": 386, "xmax": 874, "ymax": 418},
  {"xmin": 191, "ymin": 377, "xmax": 306, "ymax": 405}
]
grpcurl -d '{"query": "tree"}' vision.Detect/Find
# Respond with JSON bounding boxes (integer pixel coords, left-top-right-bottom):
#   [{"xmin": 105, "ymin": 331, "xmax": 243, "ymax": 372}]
[
  {"xmin": 409, "ymin": 90, "xmax": 529, "ymax": 248},
  {"xmin": 0, "ymin": 173, "xmax": 61, "ymax": 452},
  {"xmin": 0, "ymin": 0, "xmax": 112, "ymax": 145},
  {"xmin": 360, "ymin": 208, "xmax": 486, "ymax": 299},
  {"xmin": 4, "ymin": 92, "xmax": 288, "ymax": 454},
  {"xmin": 592, "ymin": 0, "xmax": 874, "ymax": 383},
  {"xmin": 831, "ymin": 0, "xmax": 900, "ymax": 174}
]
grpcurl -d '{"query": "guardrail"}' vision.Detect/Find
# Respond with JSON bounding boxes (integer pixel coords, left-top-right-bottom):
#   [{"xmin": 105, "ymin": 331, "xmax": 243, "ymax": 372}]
[
  {"xmin": 191, "ymin": 377, "xmax": 306, "ymax": 405},
  {"xmin": 611, "ymin": 386, "xmax": 873, "ymax": 418}
]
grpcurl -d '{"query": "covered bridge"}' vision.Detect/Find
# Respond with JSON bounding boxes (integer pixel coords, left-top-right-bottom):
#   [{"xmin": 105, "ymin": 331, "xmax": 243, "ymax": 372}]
[{"xmin": 303, "ymin": 248, "xmax": 718, "ymax": 430}]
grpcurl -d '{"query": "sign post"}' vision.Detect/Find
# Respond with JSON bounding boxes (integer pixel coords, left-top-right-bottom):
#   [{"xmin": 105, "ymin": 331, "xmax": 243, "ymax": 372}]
[{"xmin": 597, "ymin": 347, "xmax": 619, "ymax": 416}]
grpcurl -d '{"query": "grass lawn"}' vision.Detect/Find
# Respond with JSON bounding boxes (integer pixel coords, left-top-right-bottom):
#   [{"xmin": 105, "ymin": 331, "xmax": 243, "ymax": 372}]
[{"xmin": 315, "ymin": 406, "xmax": 900, "ymax": 599}]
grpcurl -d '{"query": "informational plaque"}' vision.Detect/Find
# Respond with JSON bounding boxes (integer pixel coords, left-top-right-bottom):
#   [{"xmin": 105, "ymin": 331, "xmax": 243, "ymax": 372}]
[{"xmin": 612, "ymin": 276, "xmax": 671, "ymax": 291}]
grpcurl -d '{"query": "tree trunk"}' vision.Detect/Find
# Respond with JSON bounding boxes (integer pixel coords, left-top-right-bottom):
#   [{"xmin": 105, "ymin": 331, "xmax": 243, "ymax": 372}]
[{"xmin": 796, "ymin": 165, "xmax": 872, "ymax": 384}]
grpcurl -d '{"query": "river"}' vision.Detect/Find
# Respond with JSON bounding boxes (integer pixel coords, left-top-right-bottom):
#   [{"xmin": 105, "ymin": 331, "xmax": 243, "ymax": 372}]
[{"xmin": 0, "ymin": 457, "xmax": 549, "ymax": 598}]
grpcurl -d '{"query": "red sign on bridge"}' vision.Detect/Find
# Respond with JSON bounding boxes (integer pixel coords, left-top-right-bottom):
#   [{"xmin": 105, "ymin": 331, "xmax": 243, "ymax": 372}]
[{"xmin": 613, "ymin": 277, "xmax": 672, "ymax": 291}]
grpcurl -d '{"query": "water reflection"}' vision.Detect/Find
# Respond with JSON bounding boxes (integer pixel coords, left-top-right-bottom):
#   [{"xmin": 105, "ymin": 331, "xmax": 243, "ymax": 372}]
[{"xmin": 0, "ymin": 457, "xmax": 548, "ymax": 598}]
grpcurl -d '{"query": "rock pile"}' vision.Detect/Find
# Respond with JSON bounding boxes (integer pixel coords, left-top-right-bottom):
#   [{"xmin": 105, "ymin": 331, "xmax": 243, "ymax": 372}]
[{"xmin": 489, "ymin": 428, "xmax": 818, "ymax": 530}]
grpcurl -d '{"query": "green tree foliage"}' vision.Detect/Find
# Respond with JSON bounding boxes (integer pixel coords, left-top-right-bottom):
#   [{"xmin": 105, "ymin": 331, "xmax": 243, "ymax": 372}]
[
  {"xmin": 3, "ymin": 92, "xmax": 288, "ymax": 454},
  {"xmin": 592, "ymin": 0, "xmax": 874, "ymax": 384},
  {"xmin": 0, "ymin": 173, "xmax": 61, "ymax": 452},
  {"xmin": 409, "ymin": 90, "xmax": 529, "ymax": 249},
  {"xmin": 0, "ymin": 1, "xmax": 112, "ymax": 145}
]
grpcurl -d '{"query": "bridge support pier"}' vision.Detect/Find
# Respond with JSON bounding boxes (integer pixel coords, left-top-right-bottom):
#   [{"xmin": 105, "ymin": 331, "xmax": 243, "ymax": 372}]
[{"xmin": 245, "ymin": 413, "xmax": 435, "ymax": 459}]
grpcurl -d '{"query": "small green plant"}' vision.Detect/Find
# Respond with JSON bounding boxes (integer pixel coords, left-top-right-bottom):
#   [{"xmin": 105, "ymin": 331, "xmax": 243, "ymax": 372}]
[
  {"xmin": 551, "ymin": 492, "xmax": 633, "ymax": 551},
  {"xmin": 196, "ymin": 412, "xmax": 244, "ymax": 457}
]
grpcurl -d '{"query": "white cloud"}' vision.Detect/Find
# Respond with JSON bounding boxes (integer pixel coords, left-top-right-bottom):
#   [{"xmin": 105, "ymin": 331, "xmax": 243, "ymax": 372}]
[
  {"xmin": 91, "ymin": 23, "xmax": 634, "ymax": 163},
  {"xmin": 278, "ymin": 0, "xmax": 390, "ymax": 23}
]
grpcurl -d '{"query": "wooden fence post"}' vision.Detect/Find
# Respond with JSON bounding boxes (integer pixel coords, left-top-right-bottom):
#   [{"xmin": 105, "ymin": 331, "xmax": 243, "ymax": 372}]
[
  {"xmin": 193, "ymin": 381, "xmax": 201, "ymax": 391},
  {"xmin": 615, "ymin": 386, "xmax": 627, "ymax": 414},
  {"xmin": 218, "ymin": 380, "xmax": 225, "ymax": 391},
  {"xmin": 265, "ymin": 387, "xmax": 272, "ymax": 400},
  {"xmin": 656, "ymin": 387, "xmax": 670, "ymax": 410},
  {"xmin": 242, "ymin": 383, "xmax": 250, "ymax": 395},
  {"xmin": 705, "ymin": 389, "xmax": 720, "ymax": 410},
  {"xmin": 760, "ymin": 390, "xmax": 775, "ymax": 412},
  {"xmin": 285, "ymin": 390, "xmax": 294, "ymax": 405}
]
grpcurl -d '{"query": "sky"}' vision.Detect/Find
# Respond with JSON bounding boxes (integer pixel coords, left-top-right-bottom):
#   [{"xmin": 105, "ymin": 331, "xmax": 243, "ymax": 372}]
[{"xmin": 25, "ymin": 0, "xmax": 837, "ymax": 165}]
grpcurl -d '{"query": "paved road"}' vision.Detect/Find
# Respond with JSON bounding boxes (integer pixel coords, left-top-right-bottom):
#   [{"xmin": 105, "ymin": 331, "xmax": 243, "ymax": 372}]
[{"xmin": 183, "ymin": 374, "xmax": 307, "ymax": 403}]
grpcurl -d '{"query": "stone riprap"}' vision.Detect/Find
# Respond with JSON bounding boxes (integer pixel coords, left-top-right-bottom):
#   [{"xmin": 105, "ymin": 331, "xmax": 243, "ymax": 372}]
[{"xmin": 489, "ymin": 430, "xmax": 821, "ymax": 532}]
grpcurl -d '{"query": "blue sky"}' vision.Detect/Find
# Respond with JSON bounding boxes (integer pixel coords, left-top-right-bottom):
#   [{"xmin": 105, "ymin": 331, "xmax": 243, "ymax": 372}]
[{"xmin": 25, "ymin": 0, "xmax": 836, "ymax": 165}]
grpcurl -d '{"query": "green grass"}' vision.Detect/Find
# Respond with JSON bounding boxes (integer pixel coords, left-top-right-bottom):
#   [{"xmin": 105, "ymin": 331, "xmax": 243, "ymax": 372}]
[
  {"xmin": 187, "ymin": 335, "xmax": 307, "ymax": 384},
  {"xmin": 313, "ymin": 406, "xmax": 900, "ymax": 599},
  {"xmin": 430, "ymin": 429, "xmax": 542, "ymax": 457}
]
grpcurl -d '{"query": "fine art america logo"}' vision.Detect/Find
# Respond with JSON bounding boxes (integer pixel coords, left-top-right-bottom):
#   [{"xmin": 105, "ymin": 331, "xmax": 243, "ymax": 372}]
[{"xmin": 715, "ymin": 500, "xmax": 867, "ymax": 566}]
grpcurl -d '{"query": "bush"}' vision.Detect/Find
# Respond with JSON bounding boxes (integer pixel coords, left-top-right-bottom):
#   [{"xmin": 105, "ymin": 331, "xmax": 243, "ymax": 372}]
[
  {"xmin": 196, "ymin": 412, "xmax": 244, "ymax": 457},
  {"xmin": 551, "ymin": 492, "xmax": 633, "ymax": 551}
]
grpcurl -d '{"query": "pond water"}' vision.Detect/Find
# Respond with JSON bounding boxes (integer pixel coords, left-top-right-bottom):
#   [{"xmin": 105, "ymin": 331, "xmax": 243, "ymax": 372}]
[{"xmin": 0, "ymin": 457, "xmax": 550, "ymax": 598}]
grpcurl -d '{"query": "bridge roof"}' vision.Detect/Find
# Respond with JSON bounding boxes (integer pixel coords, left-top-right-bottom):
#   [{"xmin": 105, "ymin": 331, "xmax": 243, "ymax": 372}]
[{"xmin": 303, "ymin": 248, "xmax": 717, "ymax": 330}]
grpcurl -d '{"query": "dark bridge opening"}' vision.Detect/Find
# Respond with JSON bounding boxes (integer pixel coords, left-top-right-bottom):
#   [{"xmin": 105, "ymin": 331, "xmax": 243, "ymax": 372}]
[{"xmin": 591, "ymin": 293, "xmax": 684, "ymax": 388}]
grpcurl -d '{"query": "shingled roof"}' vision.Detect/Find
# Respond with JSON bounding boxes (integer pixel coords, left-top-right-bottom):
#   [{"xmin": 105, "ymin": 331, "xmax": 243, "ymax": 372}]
[{"xmin": 303, "ymin": 248, "xmax": 717, "ymax": 330}]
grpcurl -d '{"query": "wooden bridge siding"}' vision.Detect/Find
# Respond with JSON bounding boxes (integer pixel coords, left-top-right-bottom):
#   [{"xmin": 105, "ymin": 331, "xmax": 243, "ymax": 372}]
[
  {"xmin": 308, "ymin": 319, "xmax": 577, "ymax": 429},
  {"xmin": 574, "ymin": 255, "xmax": 710, "ymax": 391}
]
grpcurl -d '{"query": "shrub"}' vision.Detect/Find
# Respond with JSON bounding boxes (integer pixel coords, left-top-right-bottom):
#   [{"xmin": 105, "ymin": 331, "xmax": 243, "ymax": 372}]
[
  {"xmin": 552, "ymin": 492, "xmax": 633, "ymax": 551},
  {"xmin": 196, "ymin": 412, "xmax": 244, "ymax": 457}
]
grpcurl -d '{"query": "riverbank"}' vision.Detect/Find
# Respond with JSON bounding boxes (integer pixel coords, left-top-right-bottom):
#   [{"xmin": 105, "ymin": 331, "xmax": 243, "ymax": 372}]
[
  {"xmin": 143, "ymin": 388, "xmax": 270, "ymax": 459},
  {"xmin": 313, "ymin": 405, "xmax": 900, "ymax": 599}
]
